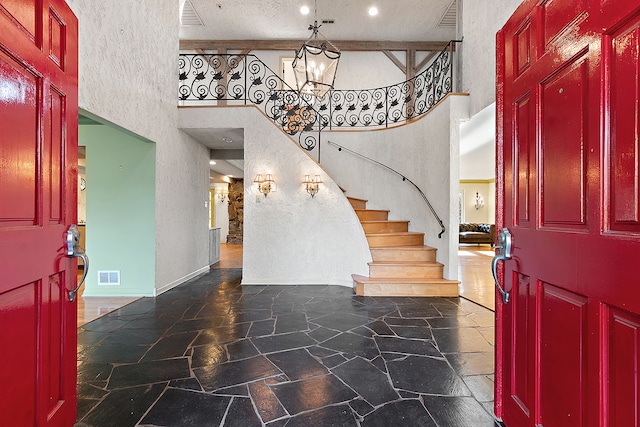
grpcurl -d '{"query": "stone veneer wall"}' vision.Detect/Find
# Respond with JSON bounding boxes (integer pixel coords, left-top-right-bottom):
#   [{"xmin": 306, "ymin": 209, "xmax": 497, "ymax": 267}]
[{"xmin": 227, "ymin": 179, "xmax": 244, "ymax": 244}]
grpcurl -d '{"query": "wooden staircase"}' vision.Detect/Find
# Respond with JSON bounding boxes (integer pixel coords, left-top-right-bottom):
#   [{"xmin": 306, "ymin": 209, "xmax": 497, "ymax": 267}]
[{"xmin": 348, "ymin": 196, "xmax": 459, "ymax": 297}]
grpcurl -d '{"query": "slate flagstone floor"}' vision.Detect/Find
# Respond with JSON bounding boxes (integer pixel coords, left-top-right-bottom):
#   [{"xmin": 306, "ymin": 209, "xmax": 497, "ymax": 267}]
[{"xmin": 75, "ymin": 268, "xmax": 499, "ymax": 426}]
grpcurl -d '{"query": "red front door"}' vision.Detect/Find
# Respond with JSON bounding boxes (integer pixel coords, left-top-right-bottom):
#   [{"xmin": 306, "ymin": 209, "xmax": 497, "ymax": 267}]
[
  {"xmin": 0, "ymin": 1, "xmax": 78, "ymax": 425},
  {"xmin": 497, "ymin": 1, "xmax": 640, "ymax": 426}
]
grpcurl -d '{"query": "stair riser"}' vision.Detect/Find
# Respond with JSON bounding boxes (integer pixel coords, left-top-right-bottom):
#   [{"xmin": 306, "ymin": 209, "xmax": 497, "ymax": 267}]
[
  {"xmin": 348, "ymin": 199, "xmax": 367, "ymax": 209},
  {"xmin": 362, "ymin": 222, "xmax": 409, "ymax": 233},
  {"xmin": 371, "ymin": 249, "xmax": 436, "ymax": 262},
  {"xmin": 367, "ymin": 234, "xmax": 424, "ymax": 247},
  {"xmin": 369, "ymin": 264, "xmax": 444, "ymax": 279},
  {"xmin": 356, "ymin": 211, "xmax": 389, "ymax": 221},
  {"xmin": 354, "ymin": 281, "xmax": 459, "ymax": 297}
]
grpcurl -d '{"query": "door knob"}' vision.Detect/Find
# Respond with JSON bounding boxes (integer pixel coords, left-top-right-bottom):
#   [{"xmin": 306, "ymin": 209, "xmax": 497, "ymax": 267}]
[
  {"xmin": 66, "ymin": 225, "xmax": 89, "ymax": 302},
  {"xmin": 491, "ymin": 227, "xmax": 512, "ymax": 304}
]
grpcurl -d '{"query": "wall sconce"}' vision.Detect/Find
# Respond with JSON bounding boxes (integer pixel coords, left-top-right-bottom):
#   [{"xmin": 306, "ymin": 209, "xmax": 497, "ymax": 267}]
[
  {"xmin": 474, "ymin": 192, "xmax": 485, "ymax": 210},
  {"xmin": 217, "ymin": 190, "xmax": 228, "ymax": 203},
  {"xmin": 303, "ymin": 174, "xmax": 322, "ymax": 198},
  {"xmin": 254, "ymin": 173, "xmax": 274, "ymax": 197}
]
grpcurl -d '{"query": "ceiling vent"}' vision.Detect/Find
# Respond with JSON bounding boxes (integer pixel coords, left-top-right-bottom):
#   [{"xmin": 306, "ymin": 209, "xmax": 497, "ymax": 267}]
[
  {"xmin": 437, "ymin": 0, "xmax": 457, "ymax": 29},
  {"xmin": 181, "ymin": 0, "xmax": 204, "ymax": 26}
]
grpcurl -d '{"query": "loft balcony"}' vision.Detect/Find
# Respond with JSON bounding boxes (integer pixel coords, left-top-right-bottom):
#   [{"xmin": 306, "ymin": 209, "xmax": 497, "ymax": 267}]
[{"xmin": 178, "ymin": 41, "xmax": 460, "ymax": 153}]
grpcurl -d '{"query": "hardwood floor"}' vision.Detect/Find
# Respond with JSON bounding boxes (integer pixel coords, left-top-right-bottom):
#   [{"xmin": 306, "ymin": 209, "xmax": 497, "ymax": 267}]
[
  {"xmin": 212, "ymin": 242, "xmax": 243, "ymax": 269},
  {"xmin": 458, "ymin": 245, "xmax": 495, "ymax": 311},
  {"xmin": 77, "ymin": 296, "xmax": 140, "ymax": 326}
]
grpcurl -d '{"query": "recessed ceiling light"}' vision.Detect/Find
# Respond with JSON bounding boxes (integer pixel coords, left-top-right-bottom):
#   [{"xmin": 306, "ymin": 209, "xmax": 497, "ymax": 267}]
[
  {"xmin": 210, "ymin": 160, "xmax": 216, "ymax": 165},
  {"xmin": 368, "ymin": 6, "xmax": 378, "ymax": 16},
  {"xmin": 300, "ymin": 5, "xmax": 310, "ymax": 15}
]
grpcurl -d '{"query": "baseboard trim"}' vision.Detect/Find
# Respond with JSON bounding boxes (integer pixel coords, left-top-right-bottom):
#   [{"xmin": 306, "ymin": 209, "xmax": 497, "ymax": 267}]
[
  {"xmin": 240, "ymin": 279, "xmax": 353, "ymax": 288},
  {"xmin": 155, "ymin": 266, "xmax": 209, "ymax": 296}
]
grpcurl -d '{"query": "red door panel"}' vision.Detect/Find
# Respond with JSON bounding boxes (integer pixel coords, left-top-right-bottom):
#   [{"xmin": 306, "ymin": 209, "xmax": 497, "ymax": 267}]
[
  {"xmin": 609, "ymin": 20, "xmax": 640, "ymax": 233},
  {"xmin": 603, "ymin": 306, "xmax": 640, "ymax": 427},
  {"xmin": 539, "ymin": 0, "xmax": 588, "ymax": 49},
  {"xmin": 0, "ymin": 1, "xmax": 78, "ymax": 426},
  {"xmin": 0, "ymin": 283, "xmax": 38, "ymax": 425},
  {"xmin": 497, "ymin": 1, "xmax": 640, "ymax": 426},
  {"xmin": 0, "ymin": 50, "xmax": 39, "ymax": 230},
  {"xmin": 538, "ymin": 284, "xmax": 588, "ymax": 427},
  {"xmin": 540, "ymin": 54, "xmax": 588, "ymax": 228},
  {"xmin": 509, "ymin": 273, "xmax": 534, "ymax": 421},
  {"xmin": 0, "ymin": 1, "xmax": 37, "ymax": 39}
]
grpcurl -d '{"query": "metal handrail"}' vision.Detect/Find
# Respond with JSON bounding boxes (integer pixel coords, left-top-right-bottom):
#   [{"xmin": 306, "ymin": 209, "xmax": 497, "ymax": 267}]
[{"xmin": 327, "ymin": 140, "xmax": 446, "ymax": 238}]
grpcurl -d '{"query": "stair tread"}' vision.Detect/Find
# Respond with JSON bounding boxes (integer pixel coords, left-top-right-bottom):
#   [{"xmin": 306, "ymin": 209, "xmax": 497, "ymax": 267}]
[
  {"xmin": 352, "ymin": 274, "xmax": 459, "ymax": 284},
  {"xmin": 368, "ymin": 261, "xmax": 443, "ymax": 266},
  {"xmin": 371, "ymin": 246, "xmax": 436, "ymax": 251},
  {"xmin": 365, "ymin": 231, "xmax": 424, "ymax": 236},
  {"xmin": 355, "ymin": 209, "xmax": 389, "ymax": 213},
  {"xmin": 360, "ymin": 220, "xmax": 409, "ymax": 224}
]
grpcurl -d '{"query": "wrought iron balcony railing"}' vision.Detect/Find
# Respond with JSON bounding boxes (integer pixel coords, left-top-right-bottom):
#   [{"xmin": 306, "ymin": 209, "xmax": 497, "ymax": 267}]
[{"xmin": 178, "ymin": 41, "xmax": 459, "ymax": 152}]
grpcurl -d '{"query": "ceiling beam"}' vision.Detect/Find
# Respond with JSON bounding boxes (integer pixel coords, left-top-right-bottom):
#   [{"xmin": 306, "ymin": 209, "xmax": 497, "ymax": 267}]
[
  {"xmin": 180, "ymin": 40, "xmax": 451, "ymax": 52},
  {"xmin": 211, "ymin": 149, "xmax": 244, "ymax": 159}
]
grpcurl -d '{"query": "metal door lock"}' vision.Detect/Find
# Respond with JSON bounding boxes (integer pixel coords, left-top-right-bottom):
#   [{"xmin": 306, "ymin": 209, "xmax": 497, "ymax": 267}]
[
  {"xmin": 491, "ymin": 227, "xmax": 512, "ymax": 304},
  {"xmin": 66, "ymin": 224, "xmax": 89, "ymax": 302}
]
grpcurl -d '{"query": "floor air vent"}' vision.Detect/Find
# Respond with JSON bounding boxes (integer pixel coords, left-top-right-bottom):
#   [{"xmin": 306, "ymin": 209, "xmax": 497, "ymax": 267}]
[{"xmin": 98, "ymin": 270, "xmax": 121, "ymax": 286}]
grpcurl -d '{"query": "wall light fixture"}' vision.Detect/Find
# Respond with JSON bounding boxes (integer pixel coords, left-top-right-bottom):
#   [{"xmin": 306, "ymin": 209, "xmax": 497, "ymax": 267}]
[
  {"xmin": 254, "ymin": 173, "xmax": 274, "ymax": 197},
  {"xmin": 474, "ymin": 192, "xmax": 485, "ymax": 210},
  {"xmin": 304, "ymin": 174, "xmax": 322, "ymax": 198}
]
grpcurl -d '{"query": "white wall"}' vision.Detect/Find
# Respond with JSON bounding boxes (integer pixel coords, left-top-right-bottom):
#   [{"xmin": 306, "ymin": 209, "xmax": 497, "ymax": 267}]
[
  {"xmin": 212, "ymin": 183, "xmax": 230, "ymax": 241},
  {"xmin": 322, "ymin": 94, "xmax": 470, "ymax": 280},
  {"xmin": 460, "ymin": 181, "xmax": 495, "ymax": 224},
  {"xmin": 179, "ymin": 106, "xmax": 372, "ymax": 286},
  {"xmin": 461, "ymin": 0, "xmax": 523, "ymax": 116},
  {"xmin": 67, "ymin": 0, "xmax": 211, "ymax": 295}
]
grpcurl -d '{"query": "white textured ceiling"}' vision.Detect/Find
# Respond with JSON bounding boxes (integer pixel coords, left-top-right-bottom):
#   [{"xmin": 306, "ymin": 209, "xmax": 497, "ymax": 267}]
[{"xmin": 180, "ymin": 0, "xmax": 457, "ymax": 42}]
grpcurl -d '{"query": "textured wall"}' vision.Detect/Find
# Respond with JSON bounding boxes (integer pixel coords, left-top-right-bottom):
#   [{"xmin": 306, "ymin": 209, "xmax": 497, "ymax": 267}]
[
  {"xmin": 322, "ymin": 95, "xmax": 470, "ymax": 280},
  {"xmin": 460, "ymin": 0, "xmax": 522, "ymax": 116},
  {"xmin": 179, "ymin": 106, "xmax": 372, "ymax": 286},
  {"xmin": 67, "ymin": 0, "xmax": 211, "ymax": 295}
]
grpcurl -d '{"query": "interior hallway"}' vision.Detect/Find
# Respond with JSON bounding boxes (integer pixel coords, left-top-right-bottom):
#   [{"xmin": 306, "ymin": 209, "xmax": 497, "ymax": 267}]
[
  {"xmin": 77, "ymin": 243, "xmax": 243, "ymax": 326},
  {"xmin": 75, "ymin": 243, "xmax": 499, "ymax": 426},
  {"xmin": 77, "ymin": 243, "xmax": 496, "ymax": 326}
]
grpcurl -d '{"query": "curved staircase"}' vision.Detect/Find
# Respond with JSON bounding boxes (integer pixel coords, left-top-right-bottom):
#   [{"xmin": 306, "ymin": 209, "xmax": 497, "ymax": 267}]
[{"xmin": 348, "ymin": 197, "xmax": 459, "ymax": 297}]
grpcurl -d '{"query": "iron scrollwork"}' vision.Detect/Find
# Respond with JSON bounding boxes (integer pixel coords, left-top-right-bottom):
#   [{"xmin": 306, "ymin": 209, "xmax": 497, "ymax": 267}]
[{"xmin": 178, "ymin": 41, "xmax": 458, "ymax": 151}]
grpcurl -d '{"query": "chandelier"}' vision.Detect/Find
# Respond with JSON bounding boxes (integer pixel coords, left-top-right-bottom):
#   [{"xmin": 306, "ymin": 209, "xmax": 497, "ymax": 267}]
[{"xmin": 292, "ymin": 0, "xmax": 340, "ymax": 98}]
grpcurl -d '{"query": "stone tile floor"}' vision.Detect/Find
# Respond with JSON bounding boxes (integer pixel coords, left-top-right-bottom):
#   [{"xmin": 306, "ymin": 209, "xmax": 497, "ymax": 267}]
[{"xmin": 75, "ymin": 269, "xmax": 499, "ymax": 426}]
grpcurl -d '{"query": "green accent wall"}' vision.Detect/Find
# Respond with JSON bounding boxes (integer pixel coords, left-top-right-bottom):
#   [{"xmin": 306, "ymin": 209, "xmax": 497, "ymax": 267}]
[{"xmin": 79, "ymin": 124, "xmax": 156, "ymax": 297}]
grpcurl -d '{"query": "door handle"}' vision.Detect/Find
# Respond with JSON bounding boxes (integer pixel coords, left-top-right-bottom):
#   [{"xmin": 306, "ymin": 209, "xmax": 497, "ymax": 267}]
[
  {"xmin": 66, "ymin": 224, "xmax": 89, "ymax": 302},
  {"xmin": 491, "ymin": 227, "xmax": 512, "ymax": 304}
]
